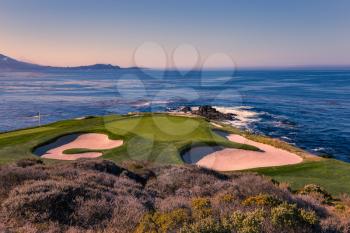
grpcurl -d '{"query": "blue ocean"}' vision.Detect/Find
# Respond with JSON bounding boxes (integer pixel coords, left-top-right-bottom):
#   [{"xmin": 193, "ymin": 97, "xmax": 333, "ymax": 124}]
[{"xmin": 0, "ymin": 69, "xmax": 349, "ymax": 161}]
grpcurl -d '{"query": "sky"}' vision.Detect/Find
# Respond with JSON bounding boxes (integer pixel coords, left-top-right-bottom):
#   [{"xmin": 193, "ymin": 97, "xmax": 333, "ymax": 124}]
[{"xmin": 1, "ymin": 0, "xmax": 350, "ymax": 68}]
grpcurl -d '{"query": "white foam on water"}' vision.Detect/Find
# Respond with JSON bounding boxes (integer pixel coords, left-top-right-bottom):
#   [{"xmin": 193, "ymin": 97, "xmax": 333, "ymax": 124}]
[
  {"xmin": 213, "ymin": 106, "xmax": 261, "ymax": 128},
  {"xmin": 312, "ymin": 147, "xmax": 326, "ymax": 152},
  {"xmin": 169, "ymin": 105, "xmax": 262, "ymax": 129},
  {"xmin": 132, "ymin": 100, "xmax": 171, "ymax": 107},
  {"xmin": 280, "ymin": 136, "xmax": 292, "ymax": 141}
]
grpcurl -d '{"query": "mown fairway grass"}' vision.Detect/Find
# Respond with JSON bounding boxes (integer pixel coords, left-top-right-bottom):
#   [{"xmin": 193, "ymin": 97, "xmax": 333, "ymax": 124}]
[
  {"xmin": 1, "ymin": 113, "xmax": 350, "ymax": 195},
  {"xmin": 0, "ymin": 113, "xmax": 256, "ymax": 165}
]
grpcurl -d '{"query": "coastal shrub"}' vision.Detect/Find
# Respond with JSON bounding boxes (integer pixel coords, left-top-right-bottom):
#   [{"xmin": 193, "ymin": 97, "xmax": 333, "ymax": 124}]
[
  {"xmin": 191, "ymin": 197, "xmax": 212, "ymax": 219},
  {"xmin": 335, "ymin": 203, "xmax": 346, "ymax": 212},
  {"xmin": 271, "ymin": 202, "xmax": 319, "ymax": 232},
  {"xmin": 156, "ymin": 196, "xmax": 191, "ymax": 212},
  {"xmin": 15, "ymin": 158, "xmax": 44, "ymax": 168},
  {"xmin": 145, "ymin": 165, "xmax": 229, "ymax": 198},
  {"xmin": 0, "ymin": 159, "xmax": 346, "ymax": 232},
  {"xmin": 340, "ymin": 194, "xmax": 350, "ymax": 206},
  {"xmin": 135, "ymin": 208, "xmax": 190, "ymax": 233},
  {"xmin": 294, "ymin": 194, "xmax": 327, "ymax": 215},
  {"xmin": 154, "ymin": 208, "xmax": 190, "ymax": 232},
  {"xmin": 278, "ymin": 182, "xmax": 292, "ymax": 192},
  {"xmin": 106, "ymin": 196, "xmax": 148, "ymax": 233},
  {"xmin": 68, "ymin": 159, "xmax": 145, "ymax": 183},
  {"xmin": 242, "ymin": 193, "xmax": 282, "ymax": 207},
  {"xmin": 179, "ymin": 217, "xmax": 231, "ymax": 233},
  {"xmin": 71, "ymin": 198, "xmax": 113, "ymax": 228},
  {"xmin": 230, "ymin": 209, "xmax": 265, "ymax": 233},
  {"xmin": 298, "ymin": 184, "xmax": 334, "ymax": 205},
  {"xmin": 228, "ymin": 173, "xmax": 291, "ymax": 201},
  {"xmin": 0, "ymin": 161, "xmax": 151, "ymax": 230},
  {"xmin": 212, "ymin": 192, "xmax": 239, "ymax": 217},
  {"xmin": 0, "ymin": 165, "xmax": 48, "ymax": 198},
  {"xmin": 299, "ymin": 209, "xmax": 319, "ymax": 225},
  {"xmin": 2, "ymin": 179, "xmax": 86, "ymax": 223},
  {"xmin": 271, "ymin": 203, "xmax": 300, "ymax": 227},
  {"xmin": 134, "ymin": 213, "xmax": 157, "ymax": 233},
  {"xmin": 335, "ymin": 194, "xmax": 350, "ymax": 216},
  {"xmin": 218, "ymin": 193, "xmax": 236, "ymax": 204},
  {"xmin": 319, "ymin": 218, "xmax": 345, "ymax": 233}
]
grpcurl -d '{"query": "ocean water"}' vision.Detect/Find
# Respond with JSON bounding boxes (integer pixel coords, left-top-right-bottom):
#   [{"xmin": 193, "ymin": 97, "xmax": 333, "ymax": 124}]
[{"xmin": 0, "ymin": 69, "xmax": 349, "ymax": 161}]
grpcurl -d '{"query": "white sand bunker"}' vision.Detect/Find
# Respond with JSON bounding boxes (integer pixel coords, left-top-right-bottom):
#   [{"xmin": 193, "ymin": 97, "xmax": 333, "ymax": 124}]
[
  {"xmin": 39, "ymin": 133, "xmax": 123, "ymax": 160},
  {"xmin": 196, "ymin": 134, "xmax": 302, "ymax": 171}
]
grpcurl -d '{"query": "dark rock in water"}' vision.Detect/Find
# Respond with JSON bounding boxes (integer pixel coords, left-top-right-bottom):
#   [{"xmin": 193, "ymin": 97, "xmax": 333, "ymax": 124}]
[
  {"xmin": 172, "ymin": 105, "xmax": 236, "ymax": 121},
  {"xmin": 180, "ymin": 106, "xmax": 192, "ymax": 113},
  {"xmin": 192, "ymin": 105, "xmax": 236, "ymax": 121}
]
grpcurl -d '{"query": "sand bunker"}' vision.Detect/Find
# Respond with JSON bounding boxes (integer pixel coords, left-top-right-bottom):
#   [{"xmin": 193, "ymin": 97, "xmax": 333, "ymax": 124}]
[
  {"xmin": 188, "ymin": 134, "xmax": 302, "ymax": 171},
  {"xmin": 35, "ymin": 133, "xmax": 123, "ymax": 160}
]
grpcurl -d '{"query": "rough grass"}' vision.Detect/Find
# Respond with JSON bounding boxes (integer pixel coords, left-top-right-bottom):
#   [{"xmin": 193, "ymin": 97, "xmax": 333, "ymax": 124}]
[{"xmin": 0, "ymin": 159, "xmax": 349, "ymax": 233}]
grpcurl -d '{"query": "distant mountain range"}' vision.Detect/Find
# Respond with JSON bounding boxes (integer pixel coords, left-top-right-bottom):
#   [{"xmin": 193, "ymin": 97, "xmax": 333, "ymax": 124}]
[{"xmin": 0, "ymin": 54, "xmax": 121, "ymax": 71}]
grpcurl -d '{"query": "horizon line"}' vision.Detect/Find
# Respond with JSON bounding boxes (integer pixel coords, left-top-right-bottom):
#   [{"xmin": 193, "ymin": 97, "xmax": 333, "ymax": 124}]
[{"xmin": 2, "ymin": 52, "xmax": 350, "ymax": 71}]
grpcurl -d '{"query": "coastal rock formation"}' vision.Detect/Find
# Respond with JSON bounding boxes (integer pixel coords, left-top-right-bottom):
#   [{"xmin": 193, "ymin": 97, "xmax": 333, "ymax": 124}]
[
  {"xmin": 185, "ymin": 105, "xmax": 237, "ymax": 121},
  {"xmin": 179, "ymin": 106, "xmax": 192, "ymax": 113}
]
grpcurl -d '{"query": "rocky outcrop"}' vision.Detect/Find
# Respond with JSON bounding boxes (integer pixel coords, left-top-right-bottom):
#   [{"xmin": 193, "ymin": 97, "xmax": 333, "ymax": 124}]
[
  {"xmin": 176, "ymin": 105, "xmax": 236, "ymax": 121},
  {"xmin": 179, "ymin": 106, "xmax": 192, "ymax": 113},
  {"xmin": 193, "ymin": 106, "xmax": 236, "ymax": 120}
]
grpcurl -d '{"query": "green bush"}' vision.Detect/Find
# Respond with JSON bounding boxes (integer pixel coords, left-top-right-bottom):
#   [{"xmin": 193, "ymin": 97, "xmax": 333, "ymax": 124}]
[
  {"xmin": 334, "ymin": 203, "xmax": 346, "ymax": 212},
  {"xmin": 299, "ymin": 209, "xmax": 318, "ymax": 225},
  {"xmin": 218, "ymin": 193, "xmax": 235, "ymax": 204},
  {"xmin": 271, "ymin": 203, "xmax": 299, "ymax": 227},
  {"xmin": 271, "ymin": 202, "xmax": 319, "ymax": 230},
  {"xmin": 298, "ymin": 184, "xmax": 334, "ymax": 205},
  {"xmin": 191, "ymin": 198, "xmax": 212, "ymax": 219},
  {"xmin": 180, "ymin": 217, "xmax": 230, "ymax": 233},
  {"xmin": 230, "ymin": 209, "xmax": 265, "ymax": 233},
  {"xmin": 242, "ymin": 194, "xmax": 282, "ymax": 207},
  {"xmin": 135, "ymin": 213, "xmax": 157, "ymax": 233},
  {"xmin": 135, "ymin": 208, "xmax": 190, "ymax": 233}
]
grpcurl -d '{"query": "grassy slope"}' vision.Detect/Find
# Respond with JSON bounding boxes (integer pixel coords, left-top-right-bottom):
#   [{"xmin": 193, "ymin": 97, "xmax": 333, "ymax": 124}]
[
  {"xmin": 1, "ymin": 113, "xmax": 350, "ymax": 195},
  {"xmin": 251, "ymin": 160, "xmax": 350, "ymax": 195}
]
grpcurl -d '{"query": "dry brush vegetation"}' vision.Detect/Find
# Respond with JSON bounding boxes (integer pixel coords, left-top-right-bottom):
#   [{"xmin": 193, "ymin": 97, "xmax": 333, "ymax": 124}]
[{"xmin": 0, "ymin": 158, "xmax": 350, "ymax": 233}]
